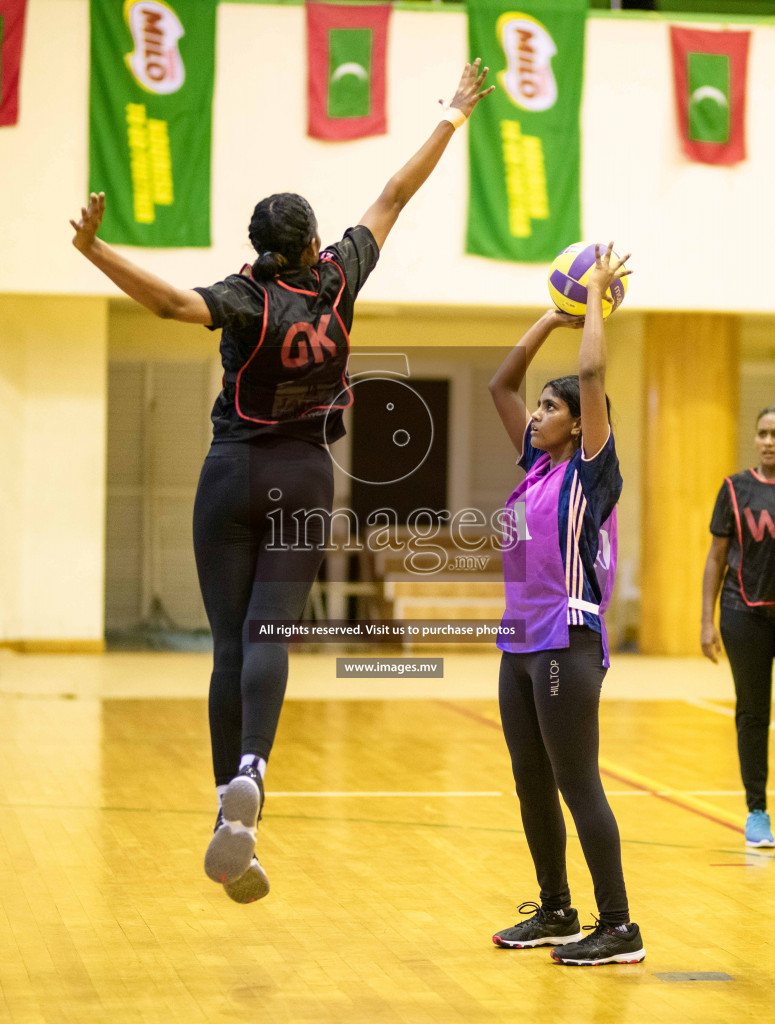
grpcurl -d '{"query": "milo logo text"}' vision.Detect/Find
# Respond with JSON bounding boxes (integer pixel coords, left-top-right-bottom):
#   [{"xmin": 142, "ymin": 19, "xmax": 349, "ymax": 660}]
[
  {"xmin": 124, "ymin": 0, "xmax": 185, "ymax": 95},
  {"xmin": 497, "ymin": 12, "xmax": 557, "ymax": 112}
]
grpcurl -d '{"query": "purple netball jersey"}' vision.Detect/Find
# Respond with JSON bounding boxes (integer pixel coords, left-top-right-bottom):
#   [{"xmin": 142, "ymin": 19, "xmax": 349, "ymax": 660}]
[{"xmin": 498, "ymin": 426, "xmax": 622, "ymax": 667}]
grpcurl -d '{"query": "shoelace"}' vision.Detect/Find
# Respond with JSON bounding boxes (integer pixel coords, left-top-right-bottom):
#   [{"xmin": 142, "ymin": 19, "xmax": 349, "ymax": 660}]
[
  {"xmin": 513, "ymin": 900, "xmax": 568, "ymax": 924},
  {"xmin": 581, "ymin": 915, "xmax": 623, "ymax": 938},
  {"xmin": 515, "ymin": 900, "xmax": 544, "ymax": 921},
  {"xmin": 513, "ymin": 905, "xmax": 569, "ymax": 921}
]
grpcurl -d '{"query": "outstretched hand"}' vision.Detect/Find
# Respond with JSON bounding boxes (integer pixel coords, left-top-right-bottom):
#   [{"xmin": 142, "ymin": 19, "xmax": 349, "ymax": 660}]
[
  {"xmin": 548, "ymin": 309, "xmax": 585, "ymax": 330},
  {"xmin": 446, "ymin": 58, "xmax": 495, "ymax": 117},
  {"xmin": 70, "ymin": 192, "xmax": 105, "ymax": 253},
  {"xmin": 587, "ymin": 241, "xmax": 631, "ymax": 295}
]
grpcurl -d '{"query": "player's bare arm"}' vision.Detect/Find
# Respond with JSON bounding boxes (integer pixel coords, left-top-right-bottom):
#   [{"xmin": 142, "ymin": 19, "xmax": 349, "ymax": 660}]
[
  {"xmin": 359, "ymin": 59, "xmax": 495, "ymax": 250},
  {"xmin": 578, "ymin": 242, "xmax": 631, "ymax": 457},
  {"xmin": 71, "ymin": 191, "xmax": 212, "ymax": 324},
  {"xmin": 489, "ymin": 309, "xmax": 583, "ymax": 456}
]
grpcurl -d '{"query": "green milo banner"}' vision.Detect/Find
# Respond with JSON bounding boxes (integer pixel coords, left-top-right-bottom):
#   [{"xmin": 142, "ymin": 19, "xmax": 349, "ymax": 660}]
[
  {"xmin": 89, "ymin": 0, "xmax": 216, "ymax": 247},
  {"xmin": 466, "ymin": 0, "xmax": 587, "ymax": 263}
]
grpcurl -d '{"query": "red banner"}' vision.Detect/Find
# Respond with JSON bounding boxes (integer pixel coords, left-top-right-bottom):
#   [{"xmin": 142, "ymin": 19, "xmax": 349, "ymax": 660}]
[
  {"xmin": 306, "ymin": 1, "xmax": 390, "ymax": 141},
  {"xmin": 0, "ymin": 0, "xmax": 28, "ymax": 127},
  {"xmin": 670, "ymin": 25, "xmax": 749, "ymax": 166}
]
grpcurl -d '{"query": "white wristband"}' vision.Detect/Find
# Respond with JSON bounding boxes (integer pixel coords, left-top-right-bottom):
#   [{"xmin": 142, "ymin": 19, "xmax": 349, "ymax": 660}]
[{"xmin": 441, "ymin": 106, "xmax": 468, "ymax": 130}]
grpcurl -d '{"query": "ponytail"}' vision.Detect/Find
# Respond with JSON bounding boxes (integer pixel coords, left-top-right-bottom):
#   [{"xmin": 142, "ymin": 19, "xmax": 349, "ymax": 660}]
[
  {"xmin": 252, "ymin": 251, "xmax": 289, "ymax": 280},
  {"xmin": 248, "ymin": 193, "xmax": 316, "ymax": 281}
]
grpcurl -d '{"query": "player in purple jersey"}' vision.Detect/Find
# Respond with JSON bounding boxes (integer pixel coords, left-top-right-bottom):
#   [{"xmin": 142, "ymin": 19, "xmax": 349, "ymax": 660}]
[
  {"xmin": 71, "ymin": 60, "xmax": 494, "ymax": 904},
  {"xmin": 487, "ymin": 244, "xmax": 645, "ymax": 966},
  {"xmin": 701, "ymin": 407, "xmax": 775, "ymax": 848}
]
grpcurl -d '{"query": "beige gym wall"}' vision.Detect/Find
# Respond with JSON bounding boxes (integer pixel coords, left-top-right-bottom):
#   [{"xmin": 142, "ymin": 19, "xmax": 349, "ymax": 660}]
[
  {"xmin": 2, "ymin": 2, "xmax": 774, "ymax": 648},
  {"xmin": 0, "ymin": 295, "xmax": 107, "ymax": 648}
]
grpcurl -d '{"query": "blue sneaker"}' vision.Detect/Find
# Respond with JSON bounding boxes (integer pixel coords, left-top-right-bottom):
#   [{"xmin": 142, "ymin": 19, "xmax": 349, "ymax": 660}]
[{"xmin": 745, "ymin": 810, "xmax": 775, "ymax": 848}]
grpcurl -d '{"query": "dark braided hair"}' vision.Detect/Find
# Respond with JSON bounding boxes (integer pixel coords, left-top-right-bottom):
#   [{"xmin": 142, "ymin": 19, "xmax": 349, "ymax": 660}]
[
  {"xmin": 542, "ymin": 374, "xmax": 612, "ymax": 446},
  {"xmin": 248, "ymin": 193, "xmax": 317, "ymax": 281}
]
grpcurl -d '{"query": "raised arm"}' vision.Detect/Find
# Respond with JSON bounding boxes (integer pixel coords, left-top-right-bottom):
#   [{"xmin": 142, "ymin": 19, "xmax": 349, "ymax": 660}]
[
  {"xmin": 489, "ymin": 309, "xmax": 583, "ymax": 455},
  {"xmin": 578, "ymin": 242, "xmax": 631, "ymax": 457},
  {"xmin": 70, "ymin": 192, "xmax": 212, "ymax": 324},
  {"xmin": 358, "ymin": 59, "xmax": 494, "ymax": 250}
]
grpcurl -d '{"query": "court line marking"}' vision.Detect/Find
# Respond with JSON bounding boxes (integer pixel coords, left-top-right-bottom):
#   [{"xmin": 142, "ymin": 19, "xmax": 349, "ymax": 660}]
[
  {"xmin": 596, "ymin": 759, "xmax": 743, "ymax": 833},
  {"xmin": 270, "ymin": 790, "xmax": 501, "ymax": 798},
  {"xmin": 263, "ymin": 812, "xmax": 773, "ymax": 858},
  {"xmin": 685, "ymin": 696, "xmax": 775, "ymax": 731},
  {"xmin": 685, "ymin": 696, "xmax": 735, "ymax": 719},
  {"xmin": 7, "ymin": 788, "xmax": 769, "ymax": 811},
  {"xmin": 7, "ymin": 801, "xmax": 770, "ymax": 857},
  {"xmin": 435, "ymin": 698, "xmax": 745, "ymax": 836},
  {"xmin": 266, "ymin": 789, "xmax": 770, "ymax": 798}
]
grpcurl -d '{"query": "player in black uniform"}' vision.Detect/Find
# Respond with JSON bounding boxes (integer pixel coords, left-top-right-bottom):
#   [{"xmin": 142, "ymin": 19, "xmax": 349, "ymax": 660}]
[
  {"xmin": 71, "ymin": 60, "xmax": 494, "ymax": 902},
  {"xmin": 701, "ymin": 407, "xmax": 775, "ymax": 847}
]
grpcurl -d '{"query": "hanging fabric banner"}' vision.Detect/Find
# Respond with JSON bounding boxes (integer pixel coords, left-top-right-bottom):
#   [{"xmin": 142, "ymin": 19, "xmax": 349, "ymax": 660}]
[
  {"xmin": 89, "ymin": 0, "xmax": 216, "ymax": 247},
  {"xmin": 306, "ymin": 1, "xmax": 391, "ymax": 142},
  {"xmin": 0, "ymin": 0, "xmax": 28, "ymax": 127},
  {"xmin": 465, "ymin": 0, "xmax": 586, "ymax": 264},
  {"xmin": 669, "ymin": 25, "xmax": 749, "ymax": 166}
]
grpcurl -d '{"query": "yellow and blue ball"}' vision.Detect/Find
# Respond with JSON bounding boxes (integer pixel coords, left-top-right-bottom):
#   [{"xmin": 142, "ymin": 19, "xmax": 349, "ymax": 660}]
[{"xmin": 548, "ymin": 241, "xmax": 627, "ymax": 319}]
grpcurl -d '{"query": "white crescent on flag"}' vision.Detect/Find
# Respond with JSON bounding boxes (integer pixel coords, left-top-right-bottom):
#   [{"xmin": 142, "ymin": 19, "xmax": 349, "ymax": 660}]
[
  {"xmin": 331, "ymin": 62, "xmax": 369, "ymax": 83},
  {"xmin": 690, "ymin": 86, "xmax": 728, "ymax": 107}
]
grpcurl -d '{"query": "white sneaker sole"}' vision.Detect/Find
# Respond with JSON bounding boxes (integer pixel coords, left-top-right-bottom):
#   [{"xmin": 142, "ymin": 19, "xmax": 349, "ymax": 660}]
[
  {"xmin": 493, "ymin": 930, "xmax": 583, "ymax": 948},
  {"xmin": 204, "ymin": 777, "xmax": 261, "ymax": 885},
  {"xmin": 746, "ymin": 838, "xmax": 775, "ymax": 848},
  {"xmin": 223, "ymin": 858, "xmax": 270, "ymax": 904},
  {"xmin": 552, "ymin": 947, "xmax": 646, "ymax": 965}
]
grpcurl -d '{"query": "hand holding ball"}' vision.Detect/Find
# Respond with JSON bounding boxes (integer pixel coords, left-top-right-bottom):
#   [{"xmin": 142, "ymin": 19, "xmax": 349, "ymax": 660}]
[{"xmin": 548, "ymin": 241, "xmax": 629, "ymax": 319}]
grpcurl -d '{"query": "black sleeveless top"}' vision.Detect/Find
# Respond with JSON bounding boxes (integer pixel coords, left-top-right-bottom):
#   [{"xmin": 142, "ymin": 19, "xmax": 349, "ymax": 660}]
[
  {"xmin": 710, "ymin": 468, "xmax": 775, "ymax": 616},
  {"xmin": 195, "ymin": 225, "xmax": 379, "ymax": 446}
]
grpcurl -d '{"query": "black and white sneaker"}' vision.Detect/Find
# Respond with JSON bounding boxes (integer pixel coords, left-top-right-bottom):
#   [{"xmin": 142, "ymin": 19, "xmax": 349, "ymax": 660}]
[
  {"xmin": 205, "ymin": 762, "xmax": 265, "ymax": 886},
  {"xmin": 493, "ymin": 902, "xmax": 583, "ymax": 948},
  {"xmin": 550, "ymin": 919, "xmax": 645, "ymax": 965}
]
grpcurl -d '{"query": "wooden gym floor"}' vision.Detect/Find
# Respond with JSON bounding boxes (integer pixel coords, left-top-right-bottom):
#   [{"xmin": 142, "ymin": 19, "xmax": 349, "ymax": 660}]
[{"xmin": 0, "ymin": 648, "xmax": 773, "ymax": 1024}]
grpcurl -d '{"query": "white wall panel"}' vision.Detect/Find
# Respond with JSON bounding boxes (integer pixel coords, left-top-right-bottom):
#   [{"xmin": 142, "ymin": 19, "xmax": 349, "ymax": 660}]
[{"xmin": 2, "ymin": 3, "xmax": 774, "ymax": 311}]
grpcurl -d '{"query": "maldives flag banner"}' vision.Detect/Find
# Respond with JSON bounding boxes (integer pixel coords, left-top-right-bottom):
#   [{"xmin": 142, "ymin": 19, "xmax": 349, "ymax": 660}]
[
  {"xmin": 0, "ymin": 0, "xmax": 28, "ymax": 127},
  {"xmin": 466, "ymin": 0, "xmax": 587, "ymax": 264},
  {"xmin": 89, "ymin": 0, "xmax": 216, "ymax": 247},
  {"xmin": 669, "ymin": 25, "xmax": 750, "ymax": 166},
  {"xmin": 306, "ymin": 1, "xmax": 391, "ymax": 141}
]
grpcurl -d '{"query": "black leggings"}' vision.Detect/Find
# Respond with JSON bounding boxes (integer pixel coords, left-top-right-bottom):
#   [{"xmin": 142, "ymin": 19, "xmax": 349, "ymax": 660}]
[
  {"xmin": 720, "ymin": 605, "xmax": 775, "ymax": 813},
  {"xmin": 498, "ymin": 627, "xmax": 629, "ymax": 926},
  {"xmin": 193, "ymin": 437, "xmax": 334, "ymax": 785}
]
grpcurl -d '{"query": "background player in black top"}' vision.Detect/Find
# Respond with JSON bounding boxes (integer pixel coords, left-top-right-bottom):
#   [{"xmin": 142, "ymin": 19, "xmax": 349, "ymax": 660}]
[
  {"xmin": 701, "ymin": 407, "xmax": 775, "ymax": 847},
  {"xmin": 71, "ymin": 60, "xmax": 494, "ymax": 903}
]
